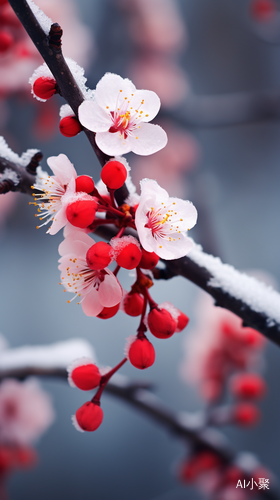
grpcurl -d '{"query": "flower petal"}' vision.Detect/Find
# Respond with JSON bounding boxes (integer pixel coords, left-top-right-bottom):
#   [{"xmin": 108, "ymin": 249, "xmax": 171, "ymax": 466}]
[
  {"xmin": 95, "ymin": 131, "xmax": 133, "ymax": 156},
  {"xmin": 95, "ymin": 73, "xmax": 136, "ymax": 111},
  {"xmin": 131, "ymin": 123, "xmax": 167, "ymax": 156},
  {"xmin": 47, "ymin": 154, "xmax": 77, "ymax": 185},
  {"xmin": 167, "ymin": 198, "xmax": 198, "ymax": 231},
  {"xmin": 81, "ymin": 288, "xmax": 103, "ymax": 317},
  {"xmin": 158, "ymin": 233, "xmax": 194, "ymax": 260},
  {"xmin": 99, "ymin": 273, "xmax": 123, "ymax": 307},
  {"xmin": 58, "ymin": 232, "xmax": 94, "ymax": 256},
  {"xmin": 47, "ymin": 207, "xmax": 68, "ymax": 235},
  {"xmin": 129, "ymin": 90, "xmax": 161, "ymax": 122},
  {"xmin": 78, "ymin": 100, "xmax": 112, "ymax": 132}
]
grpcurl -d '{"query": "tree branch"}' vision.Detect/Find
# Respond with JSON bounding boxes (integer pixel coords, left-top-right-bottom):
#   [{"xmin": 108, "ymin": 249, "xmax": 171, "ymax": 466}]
[
  {"xmin": 0, "ymin": 364, "xmax": 276, "ymax": 499},
  {"xmin": 0, "ymin": 154, "xmax": 40, "ymax": 195},
  {"xmin": 7, "ymin": 0, "xmax": 129, "ymax": 203}
]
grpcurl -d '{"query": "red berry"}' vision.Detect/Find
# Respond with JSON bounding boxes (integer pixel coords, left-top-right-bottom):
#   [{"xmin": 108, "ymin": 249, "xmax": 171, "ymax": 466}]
[
  {"xmin": 33, "ymin": 77, "xmax": 57, "ymax": 100},
  {"xmin": 75, "ymin": 175, "xmax": 95, "ymax": 194},
  {"xmin": 0, "ymin": 30, "xmax": 13, "ymax": 53},
  {"xmin": 70, "ymin": 364, "xmax": 101, "ymax": 391},
  {"xmin": 128, "ymin": 337, "xmax": 155, "ymax": 369},
  {"xmin": 75, "ymin": 402, "xmax": 103, "ymax": 432},
  {"xmin": 178, "ymin": 452, "xmax": 220, "ymax": 483},
  {"xmin": 123, "ymin": 292, "xmax": 144, "ymax": 316},
  {"xmin": 230, "ymin": 373, "xmax": 266, "ymax": 399},
  {"xmin": 66, "ymin": 199, "xmax": 97, "ymax": 228},
  {"xmin": 176, "ymin": 311, "xmax": 189, "ymax": 332},
  {"xmin": 97, "ymin": 303, "xmax": 120, "ymax": 319},
  {"xmin": 0, "ymin": 447, "xmax": 15, "ymax": 472},
  {"xmin": 59, "ymin": 115, "xmax": 82, "ymax": 137},
  {"xmin": 115, "ymin": 242, "xmax": 142, "ymax": 270},
  {"xmin": 250, "ymin": 0, "xmax": 276, "ymax": 21},
  {"xmin": 101, "ymin": 161, "xmax": 127, "ymax": 190},
  {"xmin": 148, "ymin": 307, "xmax": 177, "ymax": 339},
  {"xmin": 86, "ymin": 241, "xmax": 112, "ymax": 270},
  {"xmin": 139, "ymin": 249, "xmax": 159, "ymax": 270},
  {"xmin": 233, "ymin": 403, "xmax": 260, "ymax": 426}
]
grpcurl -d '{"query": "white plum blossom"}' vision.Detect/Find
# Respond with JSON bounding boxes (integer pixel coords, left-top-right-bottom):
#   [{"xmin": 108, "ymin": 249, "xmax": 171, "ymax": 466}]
[
  {"xmin": 58, "ymin": 230, "xmax": 123, "ymax": 317},
  {"xmin": 135, "ymin": 179, "xmax": 197, "ymax": 259},
  {"xmin": 32, "ymin": 154, "xmax": 90, "ymax": 235},
  {"xmin": 78, "ymin": 73, "xmax": 167, "ymax": 156},
  {"xmin": 0, "ymin": 378, "xmax": 54, "ymax": 445}
]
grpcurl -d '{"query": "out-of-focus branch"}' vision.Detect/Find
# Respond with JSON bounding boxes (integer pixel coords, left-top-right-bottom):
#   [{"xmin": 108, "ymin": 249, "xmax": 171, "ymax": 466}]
[
  {"xmin": 0, "ymin": 364, "xmax": 277, "ymax": 499},
  {"xmin": 161, "ymin": 89, "xmax": 280, "ymax": 128},
  {"xmin": 7, "ymin": 0, "xmax": 129, "ymax": 204},
  {"xmin": 0, "ymin": 153, "xmax": 41, "ymax": 195}
]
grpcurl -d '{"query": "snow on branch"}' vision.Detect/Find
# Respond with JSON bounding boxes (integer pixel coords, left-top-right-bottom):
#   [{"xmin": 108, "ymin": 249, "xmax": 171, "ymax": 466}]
[
  {"xmin": 0, "ymin": 338, "xmax": 277, "ymax": 498},
  {"xmin": 153, "ymin": 243, "xmax": 280, "ymax": 347}
]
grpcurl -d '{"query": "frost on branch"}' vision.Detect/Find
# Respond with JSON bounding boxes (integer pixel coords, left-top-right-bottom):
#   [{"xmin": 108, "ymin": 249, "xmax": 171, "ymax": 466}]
[{"xmin": 0, "ymin": 136, "xmax": 40, "ymax": 169}]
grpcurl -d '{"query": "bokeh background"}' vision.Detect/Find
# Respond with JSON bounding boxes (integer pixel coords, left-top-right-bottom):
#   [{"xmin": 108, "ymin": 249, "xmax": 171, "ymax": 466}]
[{"xmin": 1, "ymin": 0, "xmax": 280, "ymax": 498}]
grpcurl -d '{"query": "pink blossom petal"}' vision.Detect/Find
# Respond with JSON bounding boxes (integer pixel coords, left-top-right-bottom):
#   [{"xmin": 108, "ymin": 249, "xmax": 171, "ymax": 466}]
[
  {"xmin": 47, "ymin": 207, "xmax": 68, "ymax": 235},
  {"xmin": 95, "ymin": 73, "xmax": 136, "ymax": 111},
  {"xmin": 95, "ymin": 131, "xmax": 133, "ymax": 156},
  {"xmin": 166, "ymin": 198, "xmax": 198, "ymax": 231},
  {"xmin": 99, "ymin": 273, "xmax": 123, "ymax": 307},
  {"xmin": 131, "ymin": 123, "xmax": 167, "ymax": 156},
  {"xmin": 58, "ymin": 240, "xmax": 90, "ymax": 257},
  {"xmin": 78, "ymin": 100, "xmax": 112, "ymax": 132},
  {"xmin": 81, "ymin": 288, "xmax": 103, "ymax": 317},
  {"xmin": 157, "ymin": 233, "xmax": 194, "ymax": 260},
  {"xmin": 129, "ymin": 89, "xmax": 161, "ymax": 122},
  {"xmin": 140, "ymin": 178, "xmax": 169, "ymax": 200},
  {"xmin": 47, "ymin": 154, "xmax": 77, "ymax": 185}
]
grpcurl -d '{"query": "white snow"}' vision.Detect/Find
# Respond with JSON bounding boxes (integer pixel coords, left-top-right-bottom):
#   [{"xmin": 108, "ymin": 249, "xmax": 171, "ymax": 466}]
[
  {"xmin": 26, "ymin": 0, "xmax": 52, "ymax": 35},
  {"xmin": 0, "ymin": 338, "xmax": 96, "ymax": 370},
  {"xmin": 0, "ymin": 168, "xmax": 19, "ymax": 186},
  {"xmin": 59, "ymin": 104, "xmax": 74, "ymax": 119},
  {"xmin": 0, "ymin": 137, "xmax": 40, "ymax": 168},
  {"xmin": 189, "ymin": 243, "xmax": 280, "ymax": 325}
]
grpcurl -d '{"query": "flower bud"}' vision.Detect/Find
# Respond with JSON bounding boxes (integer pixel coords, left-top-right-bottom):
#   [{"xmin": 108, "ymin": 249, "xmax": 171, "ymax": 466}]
[
  {"xmin": 68, "ymin": 359, "xmax": 101, "ymax": 391},
  {"xmin": 86, "ymin": 241, "xmax": 112, "ymax": 270},
  {"xmin": 66, "ymin": 199, "xmax": 97, "ymax": 228},
  {"xmin": 74, "ymin": 402, "xmax": 103, "ymax": 432},
  {"xmin": 115, "ymin": 242, "xmax": 142, "ymax": 270},
  {"xmin": 0, "ymin": 30, "xmax": 13, "ymax": 53},
  {"xmin": 139, "ymin": 248, "xmax": 159, "ymax": 270},
  {"xmin": 59, "ymin": 116, "xmax": 82, "ymax": 137},
  {"xmin": 128, "ymin": 337, "xmax": 155, "ymax": 370},
  {"xmin": 123, "ymin": 292, "xmax": 144, "ymax": 316},
  {"xmin": 233, "ymin": 403, "xmax": 260, "ymax": 426},
  {"xmin": 75, "ymin": 175, "xmax": 95, "ymax": 194},
  {"xmin": 97, "ymin": 303, "xmax": 120, "ymax": 319},
  {"xmin": 178, "ymin": 452, "xmax": 220, "ymax": 483},
  {"xmin": 230, "ymin": 373, "xmax": 266, "ymax": 400},
  {"xmin": 101, "ymin": 160, "xmax": 127, "ymax": 190},
  {"xmin": 33, "ymin": 77, "xmax": 57, "ymax": 100},
  {"xmin": 148, "ymin": 307, "xmax": 176, "ymax": 339},
  {"xmin": 176, "ymin": 311, "xmax": 189, "ymax": 332}
]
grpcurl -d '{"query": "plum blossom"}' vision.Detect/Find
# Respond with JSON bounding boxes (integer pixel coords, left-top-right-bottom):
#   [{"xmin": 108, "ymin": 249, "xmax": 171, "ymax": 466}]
[
  {"xmin": 58, "ymin": 230, "xmax": 123, "ymax": 316},
  {"xmin": 0, "ymin": 379, "xmax": 54, "ymax": 445},
  {"xmin": 32, "ymin": 154, "xmax": 92, "ymax": 235},
  {"xmin": 135, "ymin": 179, "xmax": 197, "ymax": 259},
  {"xmin": 78, "ymin": 73, "xmax": 167, "ymax": 156}
]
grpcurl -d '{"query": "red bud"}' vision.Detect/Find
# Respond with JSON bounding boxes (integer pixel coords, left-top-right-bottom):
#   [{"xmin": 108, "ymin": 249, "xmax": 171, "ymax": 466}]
[
  {"xmin": 59, "ymin": 116, "xmax": 82, "ymax": 137},
  {"xmin": 75, "ymin": 402, "xmax": 103, "ymax": 432},
  {"xmin": 86, "ymin": 241, "xmax": 112, "ymax": 270},
  {"xmin": 115, "ymin": 242, "xmax": 142, "ymax": 270},
  {"xmin": 233, "ymin": 403, "xmax": 260, "ymax": 426},
  {"xmin": 230, "ymin": 373, "xmax": 266, "ymax": 399},
  {"xmin": 75, "ymin": 175, "xmax": 95, "ymax": 194},
  {"xmin": 33, "ymin": 77, "xmax": 57, "ymax": 100},
  {"xmin": 139, "ymin": 248, "xmax": 159, "ymax": 270},
  {"xmin": 148, "ymin": 307, "xmax": 176, "ymax": 339},
  {"xmin": 101, "ymin": 161, "xmax": 127, "ymax": 190},
  {"xmin": 128, "ymin": 337, "xmax": 155, "ymax": 369},
  {"xmin": 66, "ymin": 199, "xmax": 97, "ymax": 228},
  {"xmin": 123, "ymin": 292, "xmax": 144, "ymax": 316},
  {"xmin": 0, "ymin": 30, "xmax": 13, "ymax": 53},
  {"xmin": 97, "ymin": 303, "xmax": 120, "ymax": 319},
  {"xmin": 70, "ymin": 363, "xmax": 101, "ymax": 391}
]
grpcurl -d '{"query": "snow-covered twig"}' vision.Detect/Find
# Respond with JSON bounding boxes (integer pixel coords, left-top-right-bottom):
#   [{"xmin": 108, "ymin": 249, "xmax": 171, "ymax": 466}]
[{"xmin": 0, "ymin": 339, "xmax": 277, "ymax": 498}]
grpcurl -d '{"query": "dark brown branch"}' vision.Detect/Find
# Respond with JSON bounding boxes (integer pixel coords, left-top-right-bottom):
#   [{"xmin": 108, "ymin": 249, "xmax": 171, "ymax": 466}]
[
  {"xmin": 8, "ymin": 0, "xmax": 129, "ymax": 203},
  {"xmin": 160, "ymin": 89, "xmax": 280, "ymax": 128},
  {"xmin": 0, "ymin": 156, "xmax": 38, "ymax": 195},
  {"xmin": 0, "ymin": 365, "xmax": 276, "ymax": 499}
]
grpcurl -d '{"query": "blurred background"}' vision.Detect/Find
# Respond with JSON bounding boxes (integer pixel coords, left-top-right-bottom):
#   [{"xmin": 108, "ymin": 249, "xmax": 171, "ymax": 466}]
[{"xmin": 1, "ymin": 0, "xmax": 280, "ymax": 498}]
